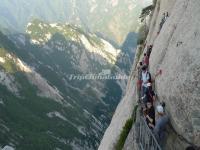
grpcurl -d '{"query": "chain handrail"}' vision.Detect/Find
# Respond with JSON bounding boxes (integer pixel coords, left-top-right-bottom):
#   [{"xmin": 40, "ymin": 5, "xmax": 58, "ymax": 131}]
[
  {"xmin": 136, "ymin": 65, "xmax": 162, "ymax": 150},
  {"xmin": 138, "ymin": 116, "xmax": 162, "ymax": 150}
]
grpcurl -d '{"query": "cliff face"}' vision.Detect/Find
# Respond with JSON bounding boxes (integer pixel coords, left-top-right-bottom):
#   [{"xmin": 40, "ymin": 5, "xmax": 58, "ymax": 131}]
[
  {"xmin": 99, "ymin": 0, "xmax": 200, "ymax": 149},
  {"xmin": 98, "ymin": 76, "xmax": 138, "ymax": 150},
  {"xmin": 148, "ymin": 0, "xmax": 200, "ymax": 146}
]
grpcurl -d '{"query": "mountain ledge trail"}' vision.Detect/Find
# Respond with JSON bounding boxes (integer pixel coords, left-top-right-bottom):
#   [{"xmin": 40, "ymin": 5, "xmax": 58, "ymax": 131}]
[{"xmin": 98, "ymin": 0, "xmax": 200, "ymax": 149}]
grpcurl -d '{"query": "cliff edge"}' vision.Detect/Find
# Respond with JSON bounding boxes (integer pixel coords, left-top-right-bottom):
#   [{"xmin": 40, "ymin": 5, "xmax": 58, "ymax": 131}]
[
  {"xmin": 99, "ymin": 0, "xmax": 200, "ymax": 149},
  {"xmin": 148, "ymin": 0, "xmax": 200, "ymax": 146}
]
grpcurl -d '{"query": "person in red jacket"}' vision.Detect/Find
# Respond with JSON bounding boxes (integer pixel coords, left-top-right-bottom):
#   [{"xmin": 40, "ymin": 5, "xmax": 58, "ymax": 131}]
[{"xmin": 143, "ymin": 53, "xmax": 149, "ymax": 67}]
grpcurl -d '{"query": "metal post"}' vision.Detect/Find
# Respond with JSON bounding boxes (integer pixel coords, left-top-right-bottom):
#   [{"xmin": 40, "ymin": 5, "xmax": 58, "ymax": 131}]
[{"xmin": 137, "ymin": 116, "xmax": 162, "ymax": 150}]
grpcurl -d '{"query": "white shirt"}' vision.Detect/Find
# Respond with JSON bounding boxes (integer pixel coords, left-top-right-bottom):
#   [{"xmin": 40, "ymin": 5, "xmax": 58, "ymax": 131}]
[{"xmin": 142, "ymin": 71, "xmax": 150, "ymax": 87}]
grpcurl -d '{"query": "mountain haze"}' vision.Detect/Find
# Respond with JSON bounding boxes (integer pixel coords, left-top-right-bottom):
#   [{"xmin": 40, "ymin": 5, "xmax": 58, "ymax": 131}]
[{"xmin": 0, "ymin": 0, "xmax": 147, "ymax": 44}]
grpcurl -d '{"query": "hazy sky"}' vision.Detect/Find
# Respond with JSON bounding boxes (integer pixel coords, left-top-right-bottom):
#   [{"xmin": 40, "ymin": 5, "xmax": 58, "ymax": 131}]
[{"xmin": 142, "ymin": 0, "xmax": 153, "ymax": 7}]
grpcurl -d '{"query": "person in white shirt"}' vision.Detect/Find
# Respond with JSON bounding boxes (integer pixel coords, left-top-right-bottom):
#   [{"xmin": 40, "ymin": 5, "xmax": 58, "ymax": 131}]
[{"xmin": 141, "ymin": 65, "xmax": 150, "ymax": 99}]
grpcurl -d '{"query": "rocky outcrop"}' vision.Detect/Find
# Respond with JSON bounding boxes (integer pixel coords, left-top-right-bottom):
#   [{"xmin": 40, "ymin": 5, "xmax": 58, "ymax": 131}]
[{"xmin": 99, "ymin": 0, "xmax": 200, "ymax": 149}]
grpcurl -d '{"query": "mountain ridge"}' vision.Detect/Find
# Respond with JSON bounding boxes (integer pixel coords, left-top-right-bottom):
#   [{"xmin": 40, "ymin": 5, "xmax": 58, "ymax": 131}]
[
  {"xmin": 0, "ymin": 0, "xmax": 146, "ymax": 45},
  {"xmin": 0, "ymin": 18, "xmax": 131, "ymax": 149}
]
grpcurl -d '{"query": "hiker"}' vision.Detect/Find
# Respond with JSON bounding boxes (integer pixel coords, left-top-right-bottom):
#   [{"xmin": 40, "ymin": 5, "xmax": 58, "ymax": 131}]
[
  {"xmin": 145, "ymin": 82, "xmax": 156, "ymax": 104},
  {"xmin": 145, "ymin": 101, "xmax": 155, "ymax": 130},
  {"xmin": 137, "ymin": 61, "xmax": 143, "ymax": 80},
  {"xmin": 158, "ymin": 12, "xmax": 168, "ymax": 34},
  {"xmin": 141, "ymin": 65, "xmax": 151, "ymax": 98},
  {"xmin": 141, "ymin": 82, "xmax": 155, "ymax": 104},
  {"xmin": 161, "ymin": 13, "xmax": 166, "ymax": 25},
  {"xmin": 153, "ymin": 105, "xmax": 169, "ymax": 146},
  {"xmin": 137, "ymin": 62, "xmax": 143, "ymax": 97},
  {"xmin": 147, "ymin": 45, "xmax": 153, "ymax": 57},
  {"xmin": 143, "ymin": 53, "xmax": 149, "ymax": 67},
  {"xmin": 166, "ymin": 12, "xmax": 169, "ymax": 18}
]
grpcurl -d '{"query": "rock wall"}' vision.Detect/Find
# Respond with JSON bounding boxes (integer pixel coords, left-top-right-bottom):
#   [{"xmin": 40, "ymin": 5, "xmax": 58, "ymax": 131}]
[
  {"xmin": 98, "ymin": 77, "xmax": 138, "ymax": 150},
  {"xmin": 99, "ymin": 0, "xmax": 200, "ymax": 149},
  {"xmin": 147, "ymin": 0, "xmax": 200, "ymax": 146}
]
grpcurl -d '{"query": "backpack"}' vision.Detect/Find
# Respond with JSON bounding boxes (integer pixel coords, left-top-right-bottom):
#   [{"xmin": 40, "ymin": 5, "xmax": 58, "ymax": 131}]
[{"xmin": 147, "ymin": 48, "xmax": 152, "ymax": 57}]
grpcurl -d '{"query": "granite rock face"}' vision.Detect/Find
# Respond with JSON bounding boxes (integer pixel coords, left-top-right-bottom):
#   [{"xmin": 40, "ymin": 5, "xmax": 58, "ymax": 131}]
[
  {"xmin": 147, "ymin": 0, "xmax": 200, "ymax": 146},
  {"xmin": 99, "ymin": 0, "xmax": 200, "ymax": 149},
  {"xmin": 98, "ymin": 77, "xmax": 138, "ymax": 150}
]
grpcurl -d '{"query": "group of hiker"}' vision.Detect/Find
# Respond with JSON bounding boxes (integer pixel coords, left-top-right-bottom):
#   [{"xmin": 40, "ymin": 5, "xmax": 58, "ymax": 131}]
[
  {"xmin": 137, "ymin": 44, "xmax": 169, "ymax": 147},
  {"xmin": 136, "ymin": 12, "xmax": 170, "ymax": 146},
  {"xmin": 137, "ymin": 44, "xmax": 197, "ymax": 150},
  {"xmin": 135, "ymin": 10, "xmax": 198, "ymax": 150}
]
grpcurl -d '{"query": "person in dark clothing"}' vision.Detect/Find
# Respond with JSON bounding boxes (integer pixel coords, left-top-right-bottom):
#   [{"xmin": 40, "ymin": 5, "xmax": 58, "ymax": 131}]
[
  {"xmin": 185, "ymin": 146, "xmax": 196, "ymax": 150},
  {"xmin": 160, "ymin": 101, "xmax": 166, "ymax": 109},
  {"xmin": 153, "ymin": 105, "xmax": 169, "ymax": 146},
  {"xmin": 158, "ymin": 12, "xmax": 169, "ymax": 34},
  {"xmin": 147, "ymin": 45, "xmax": 153, "ymax": 57},
  {"xmin": 145, "ymin": 101, "xmax": 155, "ymax": 130},
  {"xmin": 137, "ymin": 62, "xmax": 143, "ymax": 99},
  {"xmin": 144, "ymin": 82, "xmax": 156, "ymax": 104},
  {"xmin": 159, "ymin": 13, "xmax": 166, "ymax": 31},
  {"xmin": 166, "ymin": 12, "xmax": 169, "ymax": 17},
  {"xmin": 137, "ymin": 61, "xmax": 143, "ymax": 80}
]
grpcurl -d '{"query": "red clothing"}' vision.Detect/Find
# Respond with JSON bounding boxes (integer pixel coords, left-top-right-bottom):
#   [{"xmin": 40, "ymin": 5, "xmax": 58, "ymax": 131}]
[{"xmin": 143, "ymin": 56, "xmax": 149, "ymax": 66}]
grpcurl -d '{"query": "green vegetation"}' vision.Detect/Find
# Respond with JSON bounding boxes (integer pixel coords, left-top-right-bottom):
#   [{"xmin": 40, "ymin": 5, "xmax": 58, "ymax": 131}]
[
  {"xmin": 27, "ymin": 19, "xmax": 80, "ymax": 44},
  {"xmin": 132, "ymin": 105, "xmax": 138, "ymax": 123},
  {"xmin": 136, "ymin": 46, "xmax": 144, "ymax": 65},
  {"xmin": 28, "ymin": 19, "xmax": 104, "ymax": 48},
  {"xmin": 0, "ymin": 48, "xmax": 18, "ymax": 73},
  {"xmin": 0, "ymin": 22, "xmax": 127, "ymax": 149},
  {"xmin": 89, "ymin": 35, "xmax": 104, "ymax": 47},
  {"xmin": 137, "ymin": 24, "xmax": 148, "ymax": 45},
  {"xmin": 0, "ymin": 31, "xmax": 97, "ymax": 149},
  {"xmin": 115, "ymin": 118, "xmax": 133, "ymax": 150},
  {"xmin": 140, "ymin": 5, "xmax": 154, "ymax": 21},
  {"xmin": 153, "ymin": 0, "xmax": 158, "ymax": 6},
  {"xmin": 0, "ymin": 82, "xmax": 78, "ymax": 150},
  {"xmin": 115, "ymin": 105, "xmax": 138, "ymax": 150},
  {"xmin": 137, "ymin": 3, "xmax": 155, "ymax": 46},
  {"xmin": 0, "ymin": 11, "xmax": 134, "ymax": 148}
]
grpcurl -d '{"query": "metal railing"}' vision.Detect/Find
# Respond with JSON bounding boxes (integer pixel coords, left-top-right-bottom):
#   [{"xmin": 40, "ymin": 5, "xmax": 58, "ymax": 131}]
[
  {"xmin": 137, "ymin": 116, "xmax": 162, "ymax": 150},
  {"xmin": 136, "ymin": 60, "xmax": 162, "ymax": 150}
]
